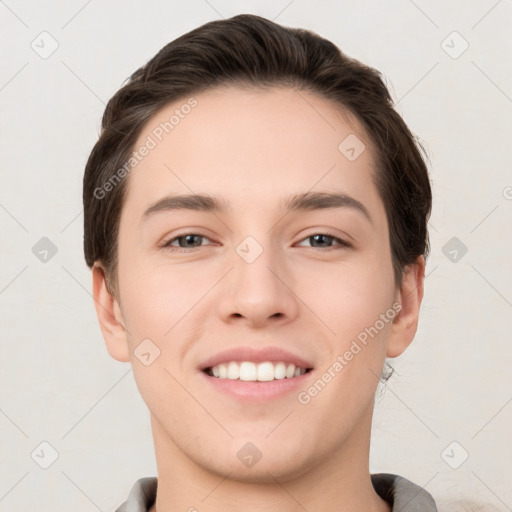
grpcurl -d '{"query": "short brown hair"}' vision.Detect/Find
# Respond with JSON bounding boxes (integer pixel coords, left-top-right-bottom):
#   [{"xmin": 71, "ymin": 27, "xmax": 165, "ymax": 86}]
[{"xmin": 83, "ymin": 13, "xmax": 432, "ymax": 296}]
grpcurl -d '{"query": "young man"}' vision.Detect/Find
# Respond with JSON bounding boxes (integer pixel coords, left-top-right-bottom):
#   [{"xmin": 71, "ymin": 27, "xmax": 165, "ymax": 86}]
[{"xmin": 83, "ymin": 14, "xmax": 437, "ymax": 511}]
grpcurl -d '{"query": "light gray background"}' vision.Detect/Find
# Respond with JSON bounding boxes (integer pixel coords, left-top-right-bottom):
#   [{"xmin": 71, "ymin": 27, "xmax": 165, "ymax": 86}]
[{"xmin": 1, "ymin": 1, "xmax": 511, "ymax": 511}]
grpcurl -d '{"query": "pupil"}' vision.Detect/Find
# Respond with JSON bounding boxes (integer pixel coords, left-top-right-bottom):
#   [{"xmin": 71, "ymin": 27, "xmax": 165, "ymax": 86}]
[
  {"xmin": 181, "ymin": 235, "xmax": 200, "ymax": 247},
  {"xmin": 313, "ymin": 234, "xmax": 330, "ymax": 247}
]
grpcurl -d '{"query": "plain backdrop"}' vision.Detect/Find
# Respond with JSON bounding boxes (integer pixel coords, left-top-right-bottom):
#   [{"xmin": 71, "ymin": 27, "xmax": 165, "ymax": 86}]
[{"xmin": 1, "ymin": 1, "xmax": 511, "ymax": 511}]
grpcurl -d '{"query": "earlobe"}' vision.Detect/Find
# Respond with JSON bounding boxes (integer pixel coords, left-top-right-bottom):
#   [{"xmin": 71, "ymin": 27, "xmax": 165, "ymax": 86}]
[
  {"xmin": 92, "ymin": 263, "xmax": 131, "ymax": 362},
  {"xmin": 386, "ymin": 256, "xmax": 425, "ymax": 358}
]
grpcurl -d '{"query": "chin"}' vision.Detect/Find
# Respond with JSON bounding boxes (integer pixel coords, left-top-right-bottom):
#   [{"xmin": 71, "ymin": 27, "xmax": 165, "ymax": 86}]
[{"xmin": 198, "ymin": 440, "xmax": 315, "ymax": 484}]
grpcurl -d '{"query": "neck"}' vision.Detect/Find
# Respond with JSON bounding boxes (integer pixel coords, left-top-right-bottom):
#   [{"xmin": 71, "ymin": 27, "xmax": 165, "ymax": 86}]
[{"xmin": 148, "ymin": 404, "xmax": 391, "ymax": 512}]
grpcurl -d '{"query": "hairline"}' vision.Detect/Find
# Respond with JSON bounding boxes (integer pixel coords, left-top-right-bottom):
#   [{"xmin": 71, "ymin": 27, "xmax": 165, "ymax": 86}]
[{"xmin": 101, "ymin": 84, "xmax": 400, "ymax": 299}]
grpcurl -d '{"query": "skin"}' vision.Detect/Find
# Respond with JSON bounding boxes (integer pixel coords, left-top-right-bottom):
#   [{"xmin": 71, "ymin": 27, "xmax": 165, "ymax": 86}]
[{"xmin": 93, "ymin": 85, "xmax": 425, "ymax": 512}]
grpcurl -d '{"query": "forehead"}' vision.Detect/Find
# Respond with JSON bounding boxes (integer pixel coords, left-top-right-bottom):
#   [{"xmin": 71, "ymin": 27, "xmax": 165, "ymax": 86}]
[{"xmin": 123, "ymin": 85, "xmax": 385, "ymax": 224}]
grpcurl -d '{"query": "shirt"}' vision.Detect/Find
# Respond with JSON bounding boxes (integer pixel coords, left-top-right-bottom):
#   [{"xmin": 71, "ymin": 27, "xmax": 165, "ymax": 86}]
[{"xmin": 115, "ymin": 473, "xmax": 438, "ymax": 511}]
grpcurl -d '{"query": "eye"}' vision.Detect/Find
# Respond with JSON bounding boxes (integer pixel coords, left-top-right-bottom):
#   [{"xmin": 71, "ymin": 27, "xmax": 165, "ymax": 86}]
[
  {"xmin": 161, "ymin": 233, "xmax": 213, "ymax": 250},
  {"xmin": 296, "ymin": 232, "xmax": 352, "ymax": 249},
  {"xmin": 160, "ymin": 231, "xmax": 351, "ymax": 251}
]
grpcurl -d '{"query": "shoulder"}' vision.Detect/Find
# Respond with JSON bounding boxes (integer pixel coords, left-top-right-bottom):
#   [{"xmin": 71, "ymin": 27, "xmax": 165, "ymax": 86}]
[
  {"xmin": 114, "ymin": 477, "xmax": 157, "ymax": 512},
  {"xmin": 371, "ymin": 473, "xmax": 500, "ymax": 512},
  {"xmin": 371, "ymin": 473, "xmax": 438, "ymax": 511}
]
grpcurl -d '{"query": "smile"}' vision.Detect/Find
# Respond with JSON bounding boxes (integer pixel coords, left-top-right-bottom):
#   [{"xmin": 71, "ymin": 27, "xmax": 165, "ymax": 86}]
[{"xmin": 205, "ymin": 361, "xmax": 312, "ymax": 381}]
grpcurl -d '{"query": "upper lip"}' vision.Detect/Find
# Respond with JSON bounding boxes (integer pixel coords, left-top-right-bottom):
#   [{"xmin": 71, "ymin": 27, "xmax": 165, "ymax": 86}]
[{"xmin": 199, "ymin": 346, "xmax": 315, "ymax": 371}]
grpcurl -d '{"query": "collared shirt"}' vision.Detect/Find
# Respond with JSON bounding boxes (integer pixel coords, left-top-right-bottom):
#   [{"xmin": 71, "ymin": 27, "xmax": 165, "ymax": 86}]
[{"xmin": 115, "ymin": 473, "xmax": 437, "ymax": 511}]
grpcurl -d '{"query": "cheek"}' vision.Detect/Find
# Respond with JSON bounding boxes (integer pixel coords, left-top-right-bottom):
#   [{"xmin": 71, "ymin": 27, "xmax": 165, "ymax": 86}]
[
  {"xmin": 117, "ymin": 247, "xmax": 176, "ymax": 338},
  {"xmin": 123, "ymin": 276, "xmax": 175, "ymax": 336},
  {"xmin": 296, "ymin": 261, "xmax": 394, "ymax": 432},
  {"xmin": 118, "ymin": 254, "xmax": 218, "ymax": 353},
  {"xmin": 295, "ymin": 252, "xmax": 395, "ymax": 343}
]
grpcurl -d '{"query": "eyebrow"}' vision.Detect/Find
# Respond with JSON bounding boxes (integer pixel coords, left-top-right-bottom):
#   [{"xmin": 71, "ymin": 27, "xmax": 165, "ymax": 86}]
[{"xmin": 142, "ymin": 191, "xmax": 373, "ymax": 225}]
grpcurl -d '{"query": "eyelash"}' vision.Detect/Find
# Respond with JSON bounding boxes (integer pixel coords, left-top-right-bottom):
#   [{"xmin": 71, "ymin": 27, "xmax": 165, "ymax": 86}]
[{"xmin": 160, "ymin": 232, "xmax": 352, "ymax": 251}]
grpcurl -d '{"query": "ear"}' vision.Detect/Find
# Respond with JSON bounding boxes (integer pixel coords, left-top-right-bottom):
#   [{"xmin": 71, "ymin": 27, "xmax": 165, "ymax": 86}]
[
  {"xmin": 386, "ymin": 255, "xmax": 425, "ymax": 358},
  {"xmin": 92, "ymin": 263, "xmax": 131, "ymax": 362}
]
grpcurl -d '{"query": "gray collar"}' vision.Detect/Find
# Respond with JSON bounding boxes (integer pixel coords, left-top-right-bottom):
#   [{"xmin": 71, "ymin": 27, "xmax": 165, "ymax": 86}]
[
  {"xmin": 116, "ymin": 473, "xmax": 437, "ymax": 511},
  {"xmin": 371, "ymin": 473, "xmax": 438, "ymax": 511}
]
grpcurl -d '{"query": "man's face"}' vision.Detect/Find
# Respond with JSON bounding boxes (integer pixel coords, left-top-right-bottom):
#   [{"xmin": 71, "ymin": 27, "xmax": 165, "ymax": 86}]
[{"xmin": 107, "ymin": 86, "xmax": 406, "ymax": 481}]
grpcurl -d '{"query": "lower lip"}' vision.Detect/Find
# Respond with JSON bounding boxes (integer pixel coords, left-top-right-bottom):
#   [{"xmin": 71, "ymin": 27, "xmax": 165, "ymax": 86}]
[{"xmin": 199, "ymin": 370, "xmax": 314, "ymax": 402}]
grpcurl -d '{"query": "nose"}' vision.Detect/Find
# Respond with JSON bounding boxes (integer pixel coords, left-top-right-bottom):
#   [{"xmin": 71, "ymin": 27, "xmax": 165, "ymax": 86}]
[{"xmin": 216, "ymin": 238, "xmax": 300, "ymax": 328}]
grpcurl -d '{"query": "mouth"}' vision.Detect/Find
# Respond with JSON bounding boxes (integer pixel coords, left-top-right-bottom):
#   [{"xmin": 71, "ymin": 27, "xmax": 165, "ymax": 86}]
[
  {"xmin": 200, "ymin": 362, "xmax": 314, "ymax": 401},
  {"xmin": 198, "ymin": 346, "xmax": 315, "ymax": 400},
  {"xmin": 203, "ymin": 361, "xmax": 313, "ymax": 381}
]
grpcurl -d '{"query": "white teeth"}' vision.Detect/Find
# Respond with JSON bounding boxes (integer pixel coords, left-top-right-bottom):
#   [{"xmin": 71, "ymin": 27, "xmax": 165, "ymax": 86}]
[
  {"xmin": 273, "ymin": 362, "xmax": 286, "ymax": 380},
  {"xmin": 207, "ymin": 361, "xmax": 309, "ymax": 381},
  {"xmin": 227, "ymin": 361, "xmax": 239, "ymax": 379},
  {"xmin": 285, "ymin": 363, "xmax": 295, "ymax": 378},
  {"xmin": 240, "ymin": 361, "xmax": 257, "ymax": 381},
  {"xmin": 257, "ymin": 362, "xmax": 275, "ymax": 381}
]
